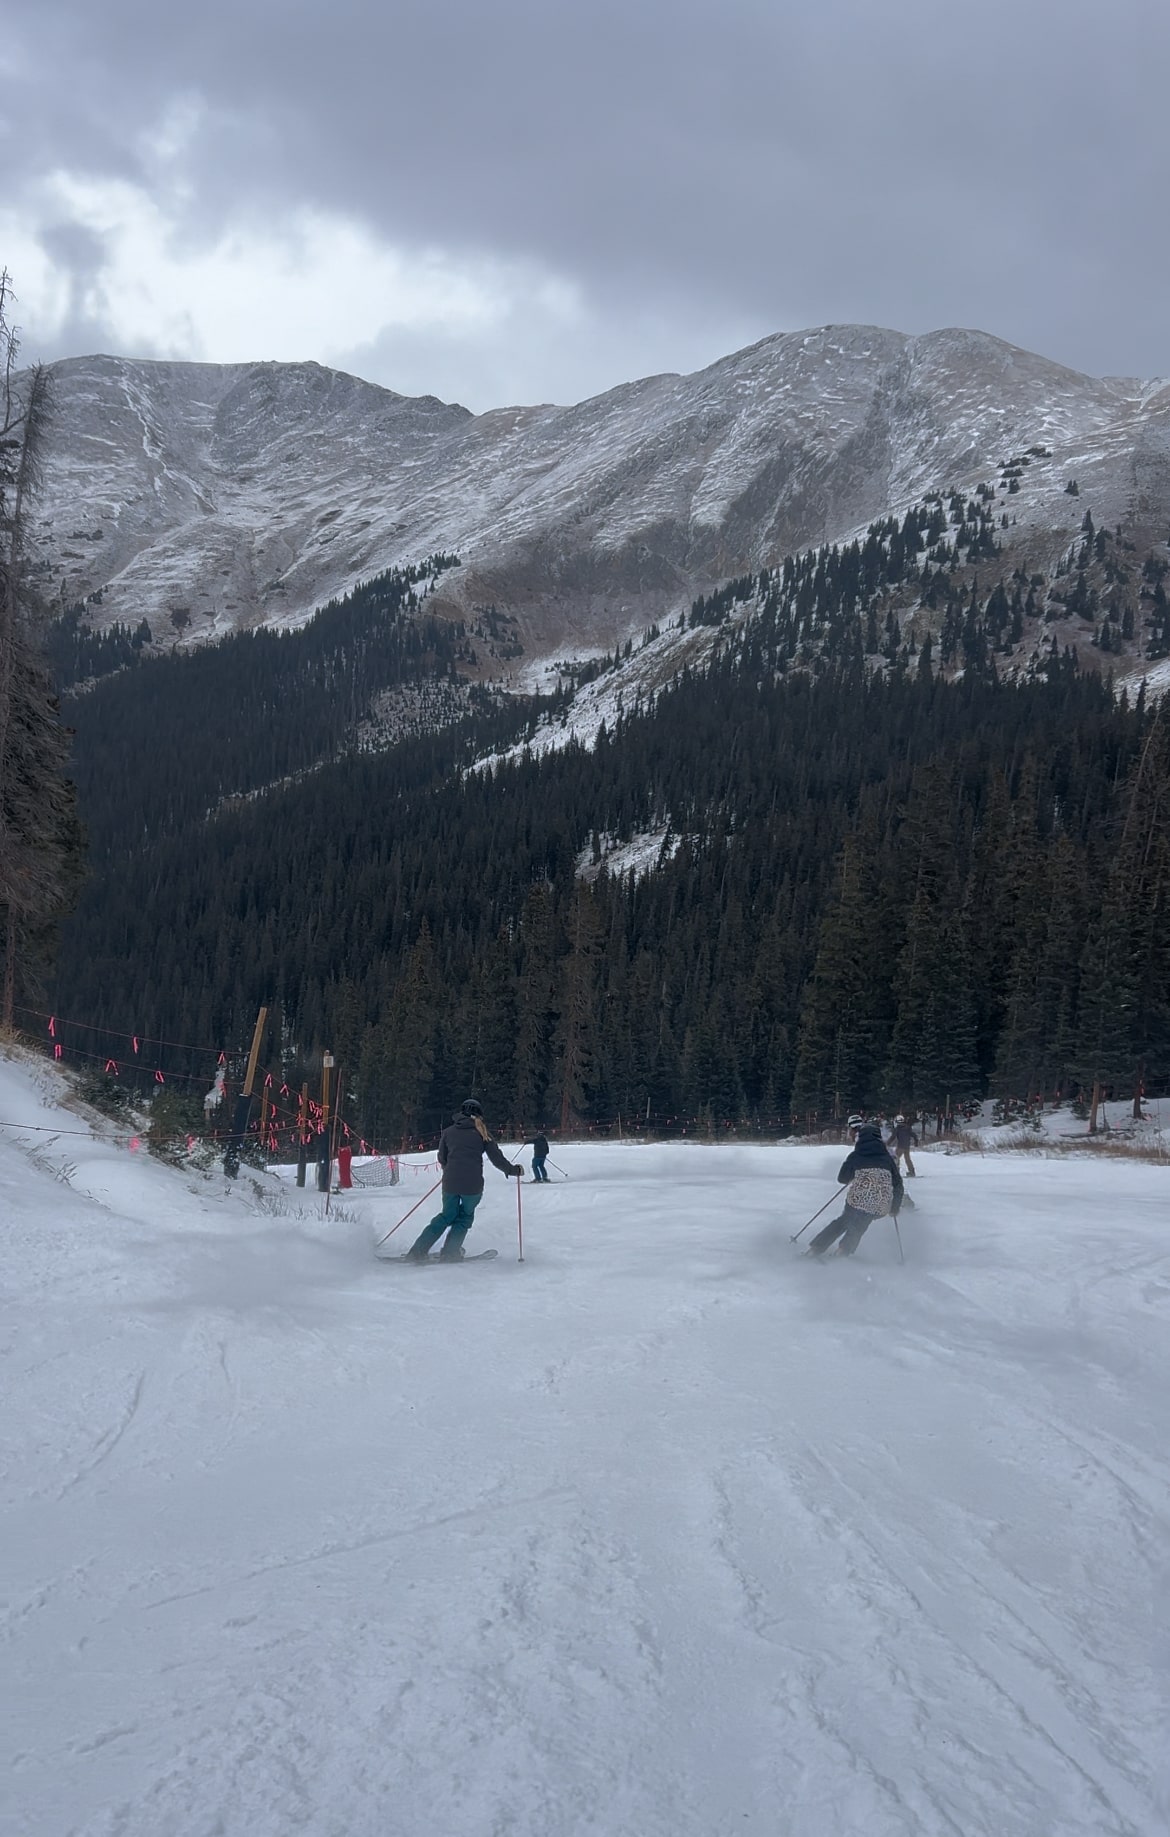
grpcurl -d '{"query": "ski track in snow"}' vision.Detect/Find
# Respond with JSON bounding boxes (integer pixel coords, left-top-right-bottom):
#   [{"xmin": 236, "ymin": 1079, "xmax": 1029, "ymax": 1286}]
[{"xmin": 2, "ymin": 1060, "xmax": 1168, "ymax": 1836}]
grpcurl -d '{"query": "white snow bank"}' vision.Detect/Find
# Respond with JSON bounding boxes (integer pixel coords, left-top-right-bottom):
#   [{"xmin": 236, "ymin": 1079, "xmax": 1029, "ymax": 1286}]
[{"xmin": 938, "ymin": 1095, "xmax": 1170, "ymax": 1153}]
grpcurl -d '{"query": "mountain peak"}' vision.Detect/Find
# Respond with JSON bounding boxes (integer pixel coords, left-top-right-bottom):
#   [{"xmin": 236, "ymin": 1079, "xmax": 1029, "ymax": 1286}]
[{"xmin": 31, "ymin": 328, "xmax": 1170, "ymax": 673}]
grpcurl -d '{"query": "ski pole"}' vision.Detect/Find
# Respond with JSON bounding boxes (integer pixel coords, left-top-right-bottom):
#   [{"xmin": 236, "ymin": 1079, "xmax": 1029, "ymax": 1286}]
[
  {"xmin": 790, "ymin": 1187, "xmax": 845, "ymax": 1242},
  {"xmin": 548, "ymin": 1158, "xmax": 569, "ymax": 1179},
  {"xmin": 375, "ymin": 1175, "xmax": 443, "ymax": 1250},
  {"xmin": 516, "ymin": 1175, "xmax": 525, "ymax": 1263},
  {"xmin": 892, "ymin": 1214, "xmax": 905, "ymax": 1264}
]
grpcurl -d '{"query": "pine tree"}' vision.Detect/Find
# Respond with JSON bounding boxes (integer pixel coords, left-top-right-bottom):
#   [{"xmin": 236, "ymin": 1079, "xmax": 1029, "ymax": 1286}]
[
  {"xmin": 883, "ymin": 767, "xmax": 971, "ymax": 1107},
  {"xmin": 1073, "ymin": 709, "xmax": 1170, "ymax": 1112},
  {"xmin": 513, "ymin": 887, "xmax": 561, "ymax": 1124},
  {"xmin": 554, "ymin": 882, "xmax": 604, "ymax": 1129},
  {"xmin": 0, "ymin": 273, "xmax": 81, "ymax": 1024},
  {"xmin": 361, "ymin": 923, "xmax": 436, "ymax": 1145},
  {"xmin": 791, "ymin": 812, "xmax": 889, "ymax": 1119},
  {"xmin": 990, "ymin": 784, "xmax": 1051, "ymax": 1099},
  {"xmin": 459, "ymin": 929, "xmax": 518, "ymax": 1129}
]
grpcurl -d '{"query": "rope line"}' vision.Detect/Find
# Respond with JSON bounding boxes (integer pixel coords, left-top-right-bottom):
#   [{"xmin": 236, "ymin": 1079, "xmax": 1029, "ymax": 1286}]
[{"xmin": 17, "ymin": 1005, "xmax": 227, "ymax": 1060}]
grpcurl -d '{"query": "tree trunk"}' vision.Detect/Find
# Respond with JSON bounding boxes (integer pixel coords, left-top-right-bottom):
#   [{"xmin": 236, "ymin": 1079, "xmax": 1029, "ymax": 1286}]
[{"xmin": 2, "ymin": 906, "xmax": 14, "ymax": 1030}]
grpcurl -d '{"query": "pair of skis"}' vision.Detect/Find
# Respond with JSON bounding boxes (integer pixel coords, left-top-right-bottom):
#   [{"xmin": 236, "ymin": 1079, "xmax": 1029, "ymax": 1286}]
[{"xmin": 377, "ymin": 1248, "xmax": 498, "ymax": 1265}]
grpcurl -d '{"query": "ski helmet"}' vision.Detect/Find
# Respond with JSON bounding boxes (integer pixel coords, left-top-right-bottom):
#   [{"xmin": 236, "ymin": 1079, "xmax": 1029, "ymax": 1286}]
[
  {"xmin": 460, "ymin": 1098, "xmax": 483, "ymax": 1117},
  {"xmin": 895, "ymin": 1113, "xmax": 905, "ymax": 1124},
  {"xmin": 847, "ymin": 1113, "xmax": 864, "ymax": 1130}
]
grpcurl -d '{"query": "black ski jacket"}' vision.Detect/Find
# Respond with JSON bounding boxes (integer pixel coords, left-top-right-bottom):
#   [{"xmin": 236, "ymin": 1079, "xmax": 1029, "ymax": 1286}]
[
  {"xmin": 524, "ymin": 1134, "xmax": 550, "ymax": 1159},
  {"xmin": 437, "ymin": 1115, "xmax": 520, "ymax": 1194},
  {"xmin": 837, "ymin": 1127, "xmax": 904, "ymax": 1214}
]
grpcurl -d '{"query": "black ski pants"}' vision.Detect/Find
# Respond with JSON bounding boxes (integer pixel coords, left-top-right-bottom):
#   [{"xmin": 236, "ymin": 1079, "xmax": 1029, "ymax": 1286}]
[{"xmin": 809, "ymin": 1203, "xmax": 878, "ymax": 1258}]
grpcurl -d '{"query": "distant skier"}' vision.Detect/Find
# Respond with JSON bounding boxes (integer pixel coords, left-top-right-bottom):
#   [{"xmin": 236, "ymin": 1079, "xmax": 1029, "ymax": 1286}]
[
  {"xmin": 887, "ymin": 1113, "xmax": 918, "ymax": 1177},
  {"xmin": 523, "ymin": 1131, "xmax": 551, "ymax": 1182},
  {"xmin": 806, "ymin": 1122, "xmax": 904, "ymax": 1258},
  {"xmin": 406, "ymin": 1099, "xmax": 523, "ymax": 1261}
]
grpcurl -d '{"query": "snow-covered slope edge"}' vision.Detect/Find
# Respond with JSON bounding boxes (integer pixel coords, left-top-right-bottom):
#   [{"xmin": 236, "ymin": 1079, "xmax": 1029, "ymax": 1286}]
[{"xmin": 3, "ymin": 1042, "xmax": 1167, "ymax": 1835}]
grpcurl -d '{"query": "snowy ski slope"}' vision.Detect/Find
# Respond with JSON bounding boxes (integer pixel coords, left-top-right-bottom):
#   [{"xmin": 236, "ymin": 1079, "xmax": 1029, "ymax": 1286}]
[{"xmin": 2, "ymin": 1051, "xmax": 1167, "ymax": 1836}]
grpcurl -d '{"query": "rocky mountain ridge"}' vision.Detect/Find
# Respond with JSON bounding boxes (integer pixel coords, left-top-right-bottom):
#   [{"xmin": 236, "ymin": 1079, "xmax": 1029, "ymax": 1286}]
[{"xmin": 30, "ymin": 326, "xmax": 1170, "ymax": 677}]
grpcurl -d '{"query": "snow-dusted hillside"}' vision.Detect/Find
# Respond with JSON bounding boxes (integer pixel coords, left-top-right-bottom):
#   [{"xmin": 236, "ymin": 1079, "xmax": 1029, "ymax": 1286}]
[
  {"xmin": 31, "ymin": 327, "xmax": 1170, "ymax": 668},
  {"xmin": 4, "ymin": 1045, "xmax": 1168, "ymax": 1835},
  {"xmin": 33, "ymin": 356, "xmax": 469, "ymax": 645}
]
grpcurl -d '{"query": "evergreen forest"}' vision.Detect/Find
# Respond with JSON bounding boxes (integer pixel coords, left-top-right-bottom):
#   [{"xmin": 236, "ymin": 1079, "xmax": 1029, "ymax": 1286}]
[{"xmin": 37, "ymin": 516, "xmax": 1170, "ymax": 1153}]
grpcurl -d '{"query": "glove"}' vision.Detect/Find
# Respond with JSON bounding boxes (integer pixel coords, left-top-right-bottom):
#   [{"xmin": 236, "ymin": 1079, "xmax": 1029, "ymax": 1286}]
[{"xmin": 508, "ymin": 1163, "xmax": 524, "ymax": 1177}]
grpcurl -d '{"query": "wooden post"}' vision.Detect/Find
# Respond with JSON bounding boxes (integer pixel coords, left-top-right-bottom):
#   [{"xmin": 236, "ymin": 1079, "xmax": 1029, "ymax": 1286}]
[
  {"xmin": 324, "ymin": 1065, "xmax": 344, "ymax": 1216},
  {"xmin": 225, "ymin": 1005, "xmax": 268, "ymax": 1177},
  {"xmin": 296, "ymin": 1081, "xmax": 309, "ymax": 1187},
  {"xmin": 318, "ymin": 1052, "xmax": 334, "ymax": 1192},
  {"xmin": 242, "ymin": 1006, "xmax": 268, "ymax": 1098}
]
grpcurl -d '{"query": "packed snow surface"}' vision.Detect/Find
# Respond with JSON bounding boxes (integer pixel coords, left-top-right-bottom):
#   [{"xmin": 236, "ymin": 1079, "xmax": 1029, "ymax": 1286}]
[{"xmin": 3, "ymin": 1051, "xmax": 1167, "ymax": 1836}]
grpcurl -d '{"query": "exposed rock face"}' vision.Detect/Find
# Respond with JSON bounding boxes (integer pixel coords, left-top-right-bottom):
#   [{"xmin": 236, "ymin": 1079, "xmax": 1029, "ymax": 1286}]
[{"xmin": 30, "ymin": 328, "xmax": 1170, "ymax": 665}]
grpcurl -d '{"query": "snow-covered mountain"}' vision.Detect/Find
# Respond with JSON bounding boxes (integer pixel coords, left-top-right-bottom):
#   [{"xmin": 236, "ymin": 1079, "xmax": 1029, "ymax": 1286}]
[{"xmin": 31, "ymin": 326, "xmax": 1170, "ymax": 667}]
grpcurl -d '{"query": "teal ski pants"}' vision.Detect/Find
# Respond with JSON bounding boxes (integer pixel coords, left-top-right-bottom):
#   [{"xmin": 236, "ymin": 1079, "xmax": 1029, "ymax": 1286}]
[{"xmin": 408, "ymin": 1191, "xmax": 481, "ymax": 1258}]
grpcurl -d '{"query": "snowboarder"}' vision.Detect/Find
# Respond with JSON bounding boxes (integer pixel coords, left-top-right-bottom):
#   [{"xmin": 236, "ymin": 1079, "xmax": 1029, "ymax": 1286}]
[
  {"xmin": 887, "ymin": 1113, "xmax": 918, "ymax": 1177},
  {"xmin": 523, "ymin": 1131, "xmax": 551, "ymax": 1182},
  {"xmin": 405, "ymin": 1100, "xmax": 523, "ymax": 1260},
  {"xmin": 806, "ymin": 1122, "xmax": 904, "ymax": 1258}
]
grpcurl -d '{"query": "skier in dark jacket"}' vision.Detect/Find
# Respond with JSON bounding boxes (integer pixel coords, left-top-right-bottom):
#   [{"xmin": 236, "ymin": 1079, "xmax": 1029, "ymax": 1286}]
[
  {"xmin": 523, "ymin": 1132, "xmax": 551, "ymax": 1182},
  {"xmin": 807, "ymin": 1122, "xmax": 904, "ymax": 1258},
  {"xmin": 406, "ymin": 1100, "xmax": 523, "ymax": 1260},
  {"xmin": 887, "ymin": 1114, "xmax": 918, "ymax": 1177}
]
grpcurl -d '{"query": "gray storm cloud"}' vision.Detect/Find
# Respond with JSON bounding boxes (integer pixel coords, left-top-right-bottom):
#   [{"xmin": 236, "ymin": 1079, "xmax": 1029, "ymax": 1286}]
[{"xmin": 5, "ymin": 0, "xmax": 1169, "ymax": 405}]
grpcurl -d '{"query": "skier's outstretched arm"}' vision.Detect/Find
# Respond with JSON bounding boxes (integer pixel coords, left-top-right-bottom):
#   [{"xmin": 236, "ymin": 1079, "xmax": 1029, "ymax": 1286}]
[{"xmin": 486, "ymin": 1139, "xmax": 524, "ymax": 1178}]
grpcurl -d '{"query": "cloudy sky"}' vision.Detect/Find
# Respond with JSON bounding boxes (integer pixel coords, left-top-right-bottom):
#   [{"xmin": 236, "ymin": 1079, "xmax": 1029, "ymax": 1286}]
[{"xmin": 3, "ymin": 0, "xmax": 1167, "ymax": 411}]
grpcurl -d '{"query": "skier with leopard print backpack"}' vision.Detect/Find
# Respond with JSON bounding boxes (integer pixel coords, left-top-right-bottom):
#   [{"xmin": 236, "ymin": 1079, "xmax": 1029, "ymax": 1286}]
[{"xmin": 806, "ymin": 1117, "xmax": 904, "ymax": 1259}]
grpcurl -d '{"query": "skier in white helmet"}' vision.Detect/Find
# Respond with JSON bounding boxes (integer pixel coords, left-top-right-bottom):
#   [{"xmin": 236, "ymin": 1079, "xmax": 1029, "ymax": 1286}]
[{"xmin": 887, "ymin": 1113, "xmax": 918, "ymax": 1177}]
